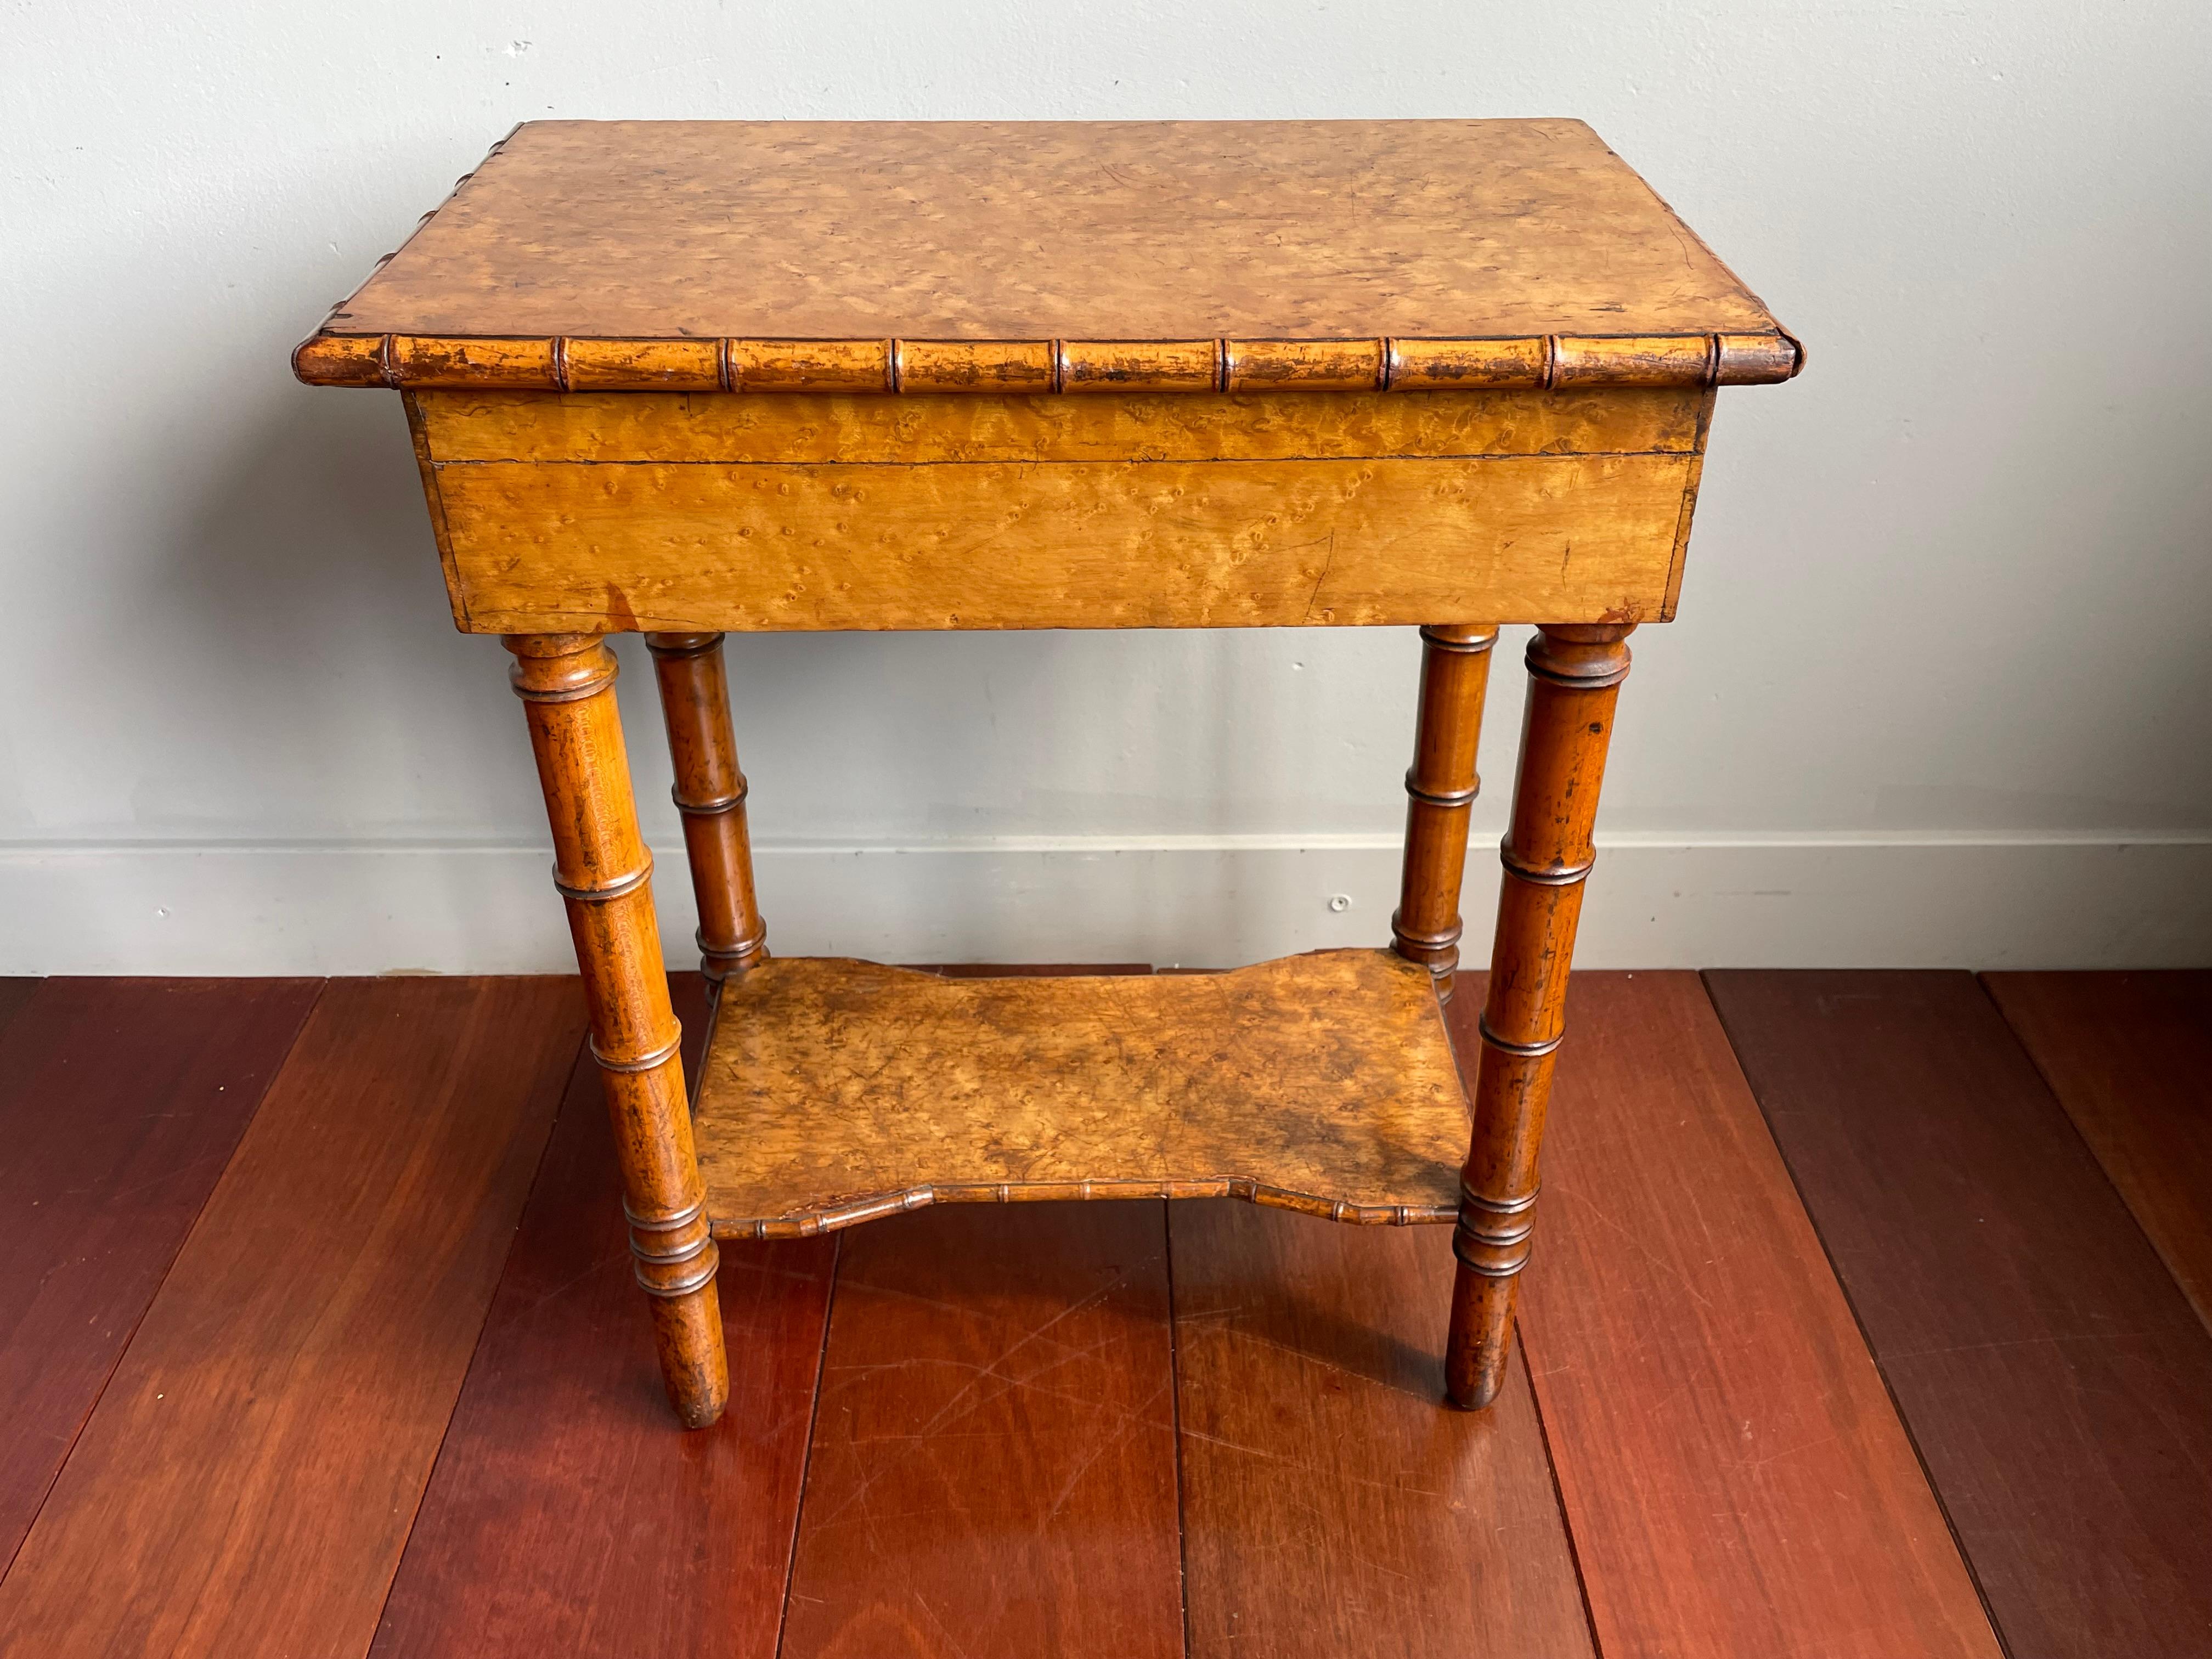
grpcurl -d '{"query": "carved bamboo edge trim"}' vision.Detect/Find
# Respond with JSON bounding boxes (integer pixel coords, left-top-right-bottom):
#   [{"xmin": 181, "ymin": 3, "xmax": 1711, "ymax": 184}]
[
  {"xmin": 1477, "ymin": 1015, "xmax": 1566, "ymax": 1057},
  {"xmin": 293, "ymin": 329, "xmax": 1805, "ymax": 391},
  {"xmin": 642, "ymin": 632, "xmax": 723, "ymax": 661},
  {"xmin": 589, "ymin": 1028, "xmax": 684, "ymax": 1074},
  {"xmin": 552, "ymin": 857, "xmax": 654, "ymax": 902},
  {"xmin": 1390, "ymin": 917, "xmax": 1464, "ymax": 952},
  {"xmin": 1453, "ymin": 1183, "xmax": 1541, "ymax": 1272},
  {"xmin": 1417, "ymin": 625, "xmax": 1501, "ymax": 654},
  {"xmin": 1404, "ymin": 776, "xmax": 1480, "ymax": 810},
  {"xmin": 624, "ymin": 1194, "xmax": 706, "ymax": 1239},
  {"xmin": 670, "ymin": 779, "xmax": 748, "ymax": 815},
  {"xmin": 313, "ymin": 123, "xmax": 523, "ymax": 345},
  {"xmin": 1526, "ymin": 656, "xmax": 1633, "ymax": 690},
  {"xmin": 1452, "ymin": 1229, "xmax": 1533, "ymax": 1277},
  {"xmin": 623, "ymin": 1196, "xmax": 718, "ymax": 1295},
  {"xmin": 633, "ymin": 1252, "xmax": 719, "ymax": 1298},
  {"xmin": 506, "ymin": 644, "xmax": 617, "ymax": 702},
  {"xmin": 707, "ymin": 1180, "xmax": 1464, "ymax": 1239},
  {"xmin": 1500, "ymin": 847, "xmax": 1598, "ymax": 887},
  {"xmin": 1459, "ymin": 1181, "xmax": 1541, "ymax": 1218},
  {"xmin": 698, "ymin": 923, "xmax": 769, "ymax": 966}
]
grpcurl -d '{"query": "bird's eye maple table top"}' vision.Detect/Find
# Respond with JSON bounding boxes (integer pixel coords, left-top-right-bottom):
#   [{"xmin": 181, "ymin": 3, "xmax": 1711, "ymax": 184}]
[
  {"xmin": 292, "ymin": 117, "xmax": 1800, "ymax": 1431},
  {"xmin": 295, "ymin": 118, "xmax": 1799, "ymax": 393}
]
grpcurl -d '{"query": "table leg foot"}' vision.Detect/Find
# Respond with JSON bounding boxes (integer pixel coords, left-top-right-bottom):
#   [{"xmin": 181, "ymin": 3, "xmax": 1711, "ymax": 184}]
[
  {"xmin": 1444, "ymin": 623, "xmax": 1633, "ymax": 1408},
  {"xmin": 507, "ymin": 632, "xmax": 730, "ymax": 1429}
]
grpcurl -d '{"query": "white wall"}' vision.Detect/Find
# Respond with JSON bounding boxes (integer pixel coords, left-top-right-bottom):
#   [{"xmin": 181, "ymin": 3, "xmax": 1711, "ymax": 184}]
[{"xmin": 4, "ymin": 2, "xmax": 2208, "ymax": 973}]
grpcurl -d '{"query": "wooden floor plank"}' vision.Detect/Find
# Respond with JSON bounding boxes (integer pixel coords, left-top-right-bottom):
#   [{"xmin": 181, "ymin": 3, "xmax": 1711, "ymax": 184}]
[
  {"xmin": 1460, "ymin": 972, "xmax": 2000, "ymax": 1659},
  {"xmin": 1706, "ymin": 969, "xmax": 2212, "ymax": 1659},
  {"xmin": 0, "ymin": 977, "xmax": 581, "ymax": 1659},
  {"xmin": 1984, "ymin": 969, "xmax": 2212, "ymax": 1333},
  {"xmin": 780, "ymin": 1200, "xmax": 1184, "ymax": 1659},
  {"xmin": 1171, "ymin": 1199, "xmax": 1594, "ymax": 1659},
  {"xmin": 369, "ymin": 975, "xmax": 837, "ymax": 1659},
  {"xmin": 0, "ymin": 979, "xmax": 36, "ymax": 1035},
  {"xmin": 0, "ymin": 978, "xmax": 320, "ymax": 1577}
]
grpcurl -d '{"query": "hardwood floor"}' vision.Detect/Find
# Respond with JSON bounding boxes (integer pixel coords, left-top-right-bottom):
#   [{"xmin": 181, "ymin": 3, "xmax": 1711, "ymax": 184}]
[
  {"xmin": 368, "ymin": 977, "xmax": 838, "ymax": 1659},
  {"xmin": 1983, "ymin": 970, "xmax": 2212, "ymax": 1333},
  {"xmin": 1171, "ymin": 1199, "xmax": 1593, "ymax": 1659},
  {"xmin": 0, "ymin": 979, "xmax": 317, "ymax": 1576},
  {"xmin": 0, "ymin": 979, "xmax": 581, "ymax": 1659},
  {"xmin": 1, "ymin": 966, "xmax": 2204, "ymax": 1658},
  {"xmin": 1479, "ymin": 973, "xmax": 2000, "ymax": 1659},
  {"xmin": 1708, "ymin": 971, "xmax": 2212, "ymax": 1659}
]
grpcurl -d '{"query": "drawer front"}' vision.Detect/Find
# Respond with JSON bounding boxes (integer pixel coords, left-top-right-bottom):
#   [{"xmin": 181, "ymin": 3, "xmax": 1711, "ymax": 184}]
[{"xmin": 408, "ymin": 391, "xmax": 1707, "ymax": 632}]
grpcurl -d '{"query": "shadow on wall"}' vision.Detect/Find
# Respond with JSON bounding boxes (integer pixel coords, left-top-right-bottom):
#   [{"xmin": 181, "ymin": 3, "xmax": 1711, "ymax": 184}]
[
  {"xmin": 144, "ymin": 381, "xmax": 541, "ymax": 836},
  {"xmin": 142, "ymin": 336, "xmax": 1312, "ymax": 960}
]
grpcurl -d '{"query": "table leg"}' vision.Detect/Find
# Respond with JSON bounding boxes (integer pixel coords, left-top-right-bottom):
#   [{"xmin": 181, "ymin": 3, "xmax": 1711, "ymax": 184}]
[
  {"xmin": 1391, "ymin": 624, "xmax": 1500, "ymax": 1002},
  {"xmin": 645, "ymin": 632, "xmax": 768, "ymax": 992},
  {"xmin": 1446, "ymin": 623, "xmax": 1633, "ymax": 1408},
  {"xmin": 505, "ymin": 633, "xmax": 730, "ymax": 1428}
]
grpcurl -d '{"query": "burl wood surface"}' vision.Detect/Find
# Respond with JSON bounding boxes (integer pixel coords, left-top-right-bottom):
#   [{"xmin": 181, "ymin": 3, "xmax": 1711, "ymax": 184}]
[
  {"xmin": 0, "ymin": 978, "xmax": 581, "ymax": 1659},
  {"xmin": 507, "ymin": 634, "xmax": 728, "ymax": 1426},
  {"xmin": 1708, "ymin": 970, "xmax": 2212, "ymax": 1659},
  {"xmin": 1984, "ymin": 969, "xmax": 2212, "ymax": 1333},
  {"xmin": 1485, "ymin": 973, "xmax": 2002, "ymax": 1659},
  {"xmin": 431, "ymin": 449, "xmax": 1697, "ymax": 633},
  {"xmin": 412, "ymin": 385, "xmax": 1708, "ymax": 463},
  {"xmin": 311, "ymin": 119, "xmax": 1786, "ymax": 346},
  {"xmin": 1447, "ymin": 624, "xmax": 1633, "ymax": 1407},
  {"xmin": 692, "ymin": 950, "xmax": 1470, "ymax": 1237},
  {"xmin": 410, "ymin": 386, "xmax": 1705, "ymax": 633}
]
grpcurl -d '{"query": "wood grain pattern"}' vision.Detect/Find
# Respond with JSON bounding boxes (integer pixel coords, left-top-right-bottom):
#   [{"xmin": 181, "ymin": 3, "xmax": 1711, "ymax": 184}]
[
  {"xmin": 1447, "ymin": 625, "xmax": 1632, "ymax": 1407},
  {"xmin": 411, "ymin": 385, "xmax": 1709, "ymax": 465},
  {"xmin": 1390, "ymin": 623, "xmax": 1499, "ymax": 995},
  {"xmin": 0, "ymin": 978, "xmax": 319, "ymax": 1575},
  {"xmin": 302, "ymin": 328, "xmax": 1800, "ymax": 392},
  {"xmin": 780, "ymin": 1201, "xmax": 1182, "ymax": 1659},
  {"xmin": 507, "ymin": 634, "xmax": 728, "ymax": 1425},
  {"xmin": 1226, "ymin": 338, "xmax": 1386, "ymax": 392},
  {"xmin": 369, "ymin": 974, "xmax": 836, "ymax": 1659},
  {"xmin": 435, "ymin": 452, "xmax": 1695, "ymax": 633},
  {"xmin": 1984, "ymin": 970, "xmax": 2212, "ymax": 1332},
  {"xmin": 897, "ymin": 338, "xmax": 1058, "ymax": 394},
  {"xmin": 1706, "ymin": 970, "xmax": 2212, "ymax": 1659},
  {"xmin": 306, "ymin": 120, "xmax": 1790, "ymax": 346},
  {"xmin": 646, "ymin": 632, "xmax": 769, "ymax": 986},
  {"xmin": 692, "ymin": 951, "xmax": 1470, "ymax": 1237},
  {"xmin": 0, "ymin": 978, "xmax": 581, "ymax": 1659},
  {"xmin": 1171, "ymin": 1199, "xmax": 1595, "ymax": 1659},
  {"xmin": 1459, "ymin": 972, "xmax": 2001, "ymax": 1659}
]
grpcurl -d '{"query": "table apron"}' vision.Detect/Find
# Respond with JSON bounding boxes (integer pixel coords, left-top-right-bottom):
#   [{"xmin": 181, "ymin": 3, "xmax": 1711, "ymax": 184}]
[{"xmin": 419, "ymin": 450, "xmax": 1701, "ymax": 633}]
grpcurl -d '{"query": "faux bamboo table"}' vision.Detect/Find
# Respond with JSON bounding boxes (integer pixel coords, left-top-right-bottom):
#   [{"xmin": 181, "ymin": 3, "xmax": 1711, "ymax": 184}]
[{"xmin": 296, "ymin": 120, "xmax": 1799, "ymax": 1429}]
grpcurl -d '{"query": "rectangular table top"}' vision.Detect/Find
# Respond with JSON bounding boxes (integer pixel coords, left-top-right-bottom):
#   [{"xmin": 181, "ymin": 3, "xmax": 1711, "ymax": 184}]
[{"xmin": 296, "ymin": 120, "xmax": 1798, "ymax": 393}]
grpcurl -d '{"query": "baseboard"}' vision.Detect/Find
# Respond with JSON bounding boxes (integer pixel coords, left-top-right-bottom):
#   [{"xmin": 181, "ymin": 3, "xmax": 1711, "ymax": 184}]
[{"xmin": 2, "ymin": 833, "xmax": 2205, "ymax": 975}]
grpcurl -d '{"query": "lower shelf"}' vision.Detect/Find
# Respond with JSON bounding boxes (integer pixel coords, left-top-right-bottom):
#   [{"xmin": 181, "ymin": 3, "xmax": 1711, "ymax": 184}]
[{"xmin": 692, "ymin": 947, "xmax": 1470, "ymax": 1239}]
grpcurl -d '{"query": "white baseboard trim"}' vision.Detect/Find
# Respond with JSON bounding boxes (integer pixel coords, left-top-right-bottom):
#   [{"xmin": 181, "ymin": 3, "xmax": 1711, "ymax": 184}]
[{"xmin": 2, "ymin": 832, "xmax": 2206, "ymax": 975}]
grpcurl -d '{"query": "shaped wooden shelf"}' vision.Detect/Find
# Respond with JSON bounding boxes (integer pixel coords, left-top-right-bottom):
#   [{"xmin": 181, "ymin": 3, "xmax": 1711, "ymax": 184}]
[{"xmin": 692, "ymin": 949, "xmax": 1470, "ymax": 1239}]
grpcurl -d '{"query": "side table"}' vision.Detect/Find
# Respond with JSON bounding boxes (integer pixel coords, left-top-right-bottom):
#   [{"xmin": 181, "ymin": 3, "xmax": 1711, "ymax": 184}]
[{"xmin": 295, "ymin": 119, "xmax": 1800, "ymax": 1427}]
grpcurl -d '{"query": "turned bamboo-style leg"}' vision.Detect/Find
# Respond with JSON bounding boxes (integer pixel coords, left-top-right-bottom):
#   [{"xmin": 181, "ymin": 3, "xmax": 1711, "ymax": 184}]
[
  {"xmin": 645, "ymin": 632, "xmax": 768, "ymax": 992},
  {"xmin": 1446, "ymin": 623, "xmax": 1634, "ymax": 1409},
  {"xmin": 1391, "ymin": 624, "xmax": 1500, "ymax": 1002},
  {"xmin": 505, "ymin": 633, "xmax": 730, "ymax": 1429}
]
